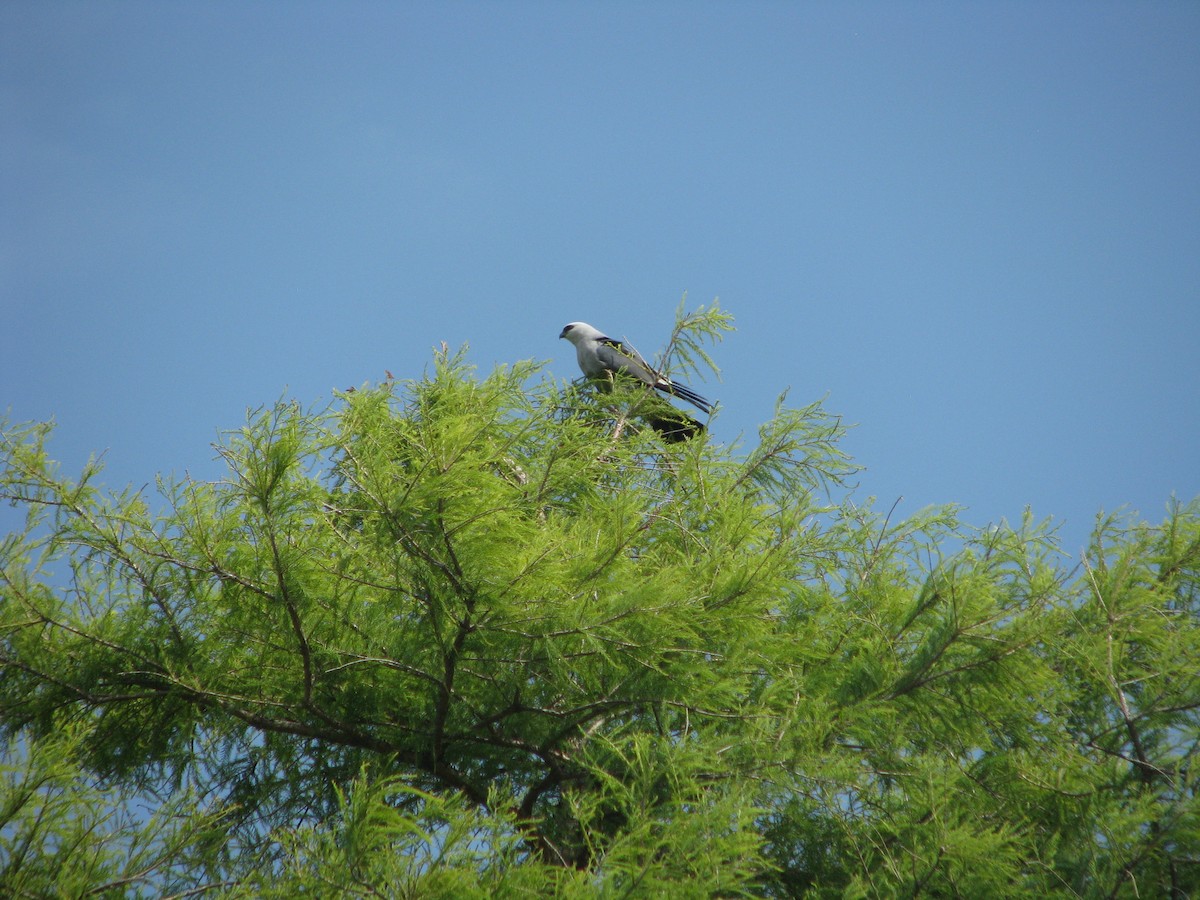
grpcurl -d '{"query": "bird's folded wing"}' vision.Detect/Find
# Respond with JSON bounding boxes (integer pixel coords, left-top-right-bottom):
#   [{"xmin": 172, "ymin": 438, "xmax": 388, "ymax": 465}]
[{"xmin": 595, "ymin": 338, "xmax": 658, "ymax": 386}]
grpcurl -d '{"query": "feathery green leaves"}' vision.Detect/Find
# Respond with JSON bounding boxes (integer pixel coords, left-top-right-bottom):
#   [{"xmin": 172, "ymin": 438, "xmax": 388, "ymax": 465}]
[{"xmin": 2, "ymin": 308, "xmax": 1198, "ymax": 897}]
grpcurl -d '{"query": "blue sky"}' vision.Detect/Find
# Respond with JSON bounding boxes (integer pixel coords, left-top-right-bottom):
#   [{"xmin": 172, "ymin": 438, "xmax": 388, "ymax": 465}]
[{"xmin": 3, "ymin": 2, "xmax": 1198, "ymax": 556}]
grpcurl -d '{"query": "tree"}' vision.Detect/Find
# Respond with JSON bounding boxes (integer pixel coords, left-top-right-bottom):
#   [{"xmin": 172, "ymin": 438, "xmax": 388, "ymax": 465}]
[{"xmin": 2, "ymin": 305, "xmax": 1198, "ymax": 897}]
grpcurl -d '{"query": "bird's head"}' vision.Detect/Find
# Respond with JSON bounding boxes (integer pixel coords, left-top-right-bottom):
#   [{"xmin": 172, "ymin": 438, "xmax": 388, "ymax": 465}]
[{"xmin": 559, "ymin": 322, "xmax": 602, "ymax": 345}]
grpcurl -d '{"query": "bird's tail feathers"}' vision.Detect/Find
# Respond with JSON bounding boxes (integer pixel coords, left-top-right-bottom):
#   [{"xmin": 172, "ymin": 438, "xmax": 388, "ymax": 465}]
[{"xmin": 657, "ymin": 381, "xmax": 713, "ymax": 415}]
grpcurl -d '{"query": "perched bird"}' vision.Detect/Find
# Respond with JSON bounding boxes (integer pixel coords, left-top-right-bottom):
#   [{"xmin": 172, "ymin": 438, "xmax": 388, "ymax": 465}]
[{"xmin": 559, "ymin": 321, "xmax": 713, "ymax": 441}]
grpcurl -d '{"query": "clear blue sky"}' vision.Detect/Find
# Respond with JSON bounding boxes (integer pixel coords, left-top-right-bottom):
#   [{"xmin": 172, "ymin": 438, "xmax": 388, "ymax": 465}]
[{"xmin": 3, "ymin": 2, "xmax": 1198, "ymax": 556}]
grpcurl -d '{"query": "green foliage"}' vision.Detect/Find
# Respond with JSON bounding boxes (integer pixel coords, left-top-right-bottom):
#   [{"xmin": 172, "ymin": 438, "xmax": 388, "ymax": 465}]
[
  {"xmin": 1, "ymin": 727, "xmax": 229, "ymax": 897},
  {"xmin": 2, "ymin": 306, "xmax": 1198, "ymax": 896}
]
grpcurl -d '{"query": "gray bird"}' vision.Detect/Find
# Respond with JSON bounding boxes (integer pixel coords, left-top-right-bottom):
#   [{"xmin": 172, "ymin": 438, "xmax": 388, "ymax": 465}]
[{"xmin": 559, "ymin": 321, "xmax": 713, "ymax": 440}]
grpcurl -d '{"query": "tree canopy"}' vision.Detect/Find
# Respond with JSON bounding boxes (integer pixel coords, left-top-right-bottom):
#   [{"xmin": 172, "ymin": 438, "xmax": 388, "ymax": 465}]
[{"xmin": 2, "ymin": 306, "xmax": 1198, "ymax": 897}]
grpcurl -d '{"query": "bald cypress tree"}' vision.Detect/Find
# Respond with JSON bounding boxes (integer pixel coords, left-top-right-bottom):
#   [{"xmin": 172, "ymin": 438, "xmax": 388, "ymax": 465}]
[{"xmin": 3, "ymin": 306, "xmax": 1198, "ymax": 897}]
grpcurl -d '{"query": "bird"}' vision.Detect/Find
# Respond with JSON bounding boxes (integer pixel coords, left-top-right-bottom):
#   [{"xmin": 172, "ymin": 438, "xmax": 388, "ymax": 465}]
[{"xmin": 559, "ymin": 321, "xmax": 713, "ymax": 441}]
